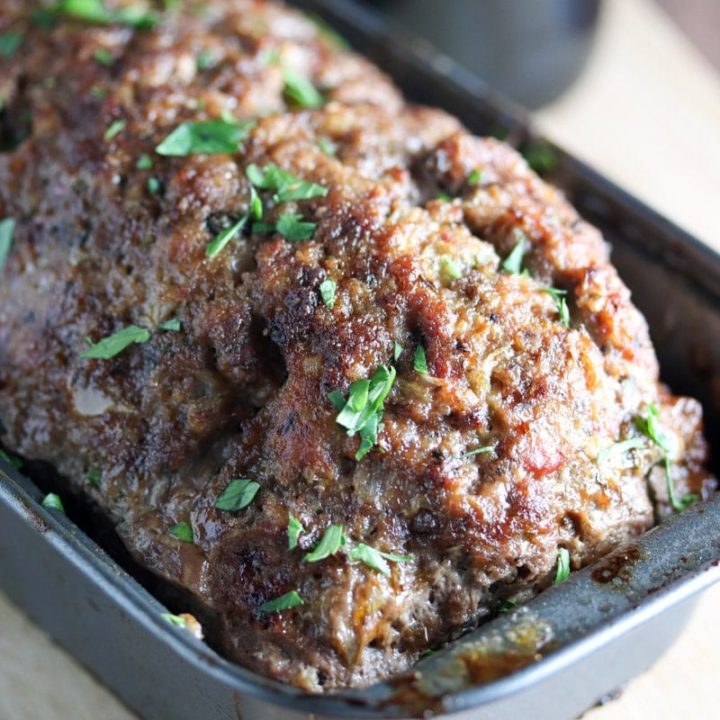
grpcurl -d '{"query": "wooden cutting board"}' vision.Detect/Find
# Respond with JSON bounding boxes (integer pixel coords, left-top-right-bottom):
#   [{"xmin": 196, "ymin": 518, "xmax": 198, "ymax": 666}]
[{"xmin": 1, "ymin": 0, "xmax": 719, "ymax": 717}]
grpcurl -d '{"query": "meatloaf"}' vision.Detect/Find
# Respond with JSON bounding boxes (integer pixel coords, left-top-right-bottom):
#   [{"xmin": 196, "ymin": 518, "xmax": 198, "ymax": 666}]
[{"xmin": 0, "ymin": 0, "xmax": 715, "ymax": 691}]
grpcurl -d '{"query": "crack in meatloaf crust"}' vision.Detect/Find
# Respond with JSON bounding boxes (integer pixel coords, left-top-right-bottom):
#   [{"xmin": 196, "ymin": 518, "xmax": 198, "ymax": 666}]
[{"xmin": 0, "ymin": 0, "xmax": 715, "ymax": 691}]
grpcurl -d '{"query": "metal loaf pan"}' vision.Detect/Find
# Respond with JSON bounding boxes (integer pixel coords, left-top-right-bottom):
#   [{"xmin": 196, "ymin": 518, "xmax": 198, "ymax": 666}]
[{"xmin": 1, "ymin": 1, "xmax": 720, "ymax": 718}]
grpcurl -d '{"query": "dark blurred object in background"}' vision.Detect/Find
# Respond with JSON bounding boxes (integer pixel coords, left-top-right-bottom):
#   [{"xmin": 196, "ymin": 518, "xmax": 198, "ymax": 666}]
[{"xmin": 365, "ymin": 0, "xmax": 602, "ymax": 109}]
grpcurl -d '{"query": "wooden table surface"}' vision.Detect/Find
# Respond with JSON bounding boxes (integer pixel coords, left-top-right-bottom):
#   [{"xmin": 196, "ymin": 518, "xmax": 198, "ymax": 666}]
[{"xmin": 1, "ymin": 0, "xmax": 719, "ymax": 718}]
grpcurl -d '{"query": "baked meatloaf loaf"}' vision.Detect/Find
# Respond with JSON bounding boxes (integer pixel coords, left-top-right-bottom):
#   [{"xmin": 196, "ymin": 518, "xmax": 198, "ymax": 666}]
[{"xmin": 0, "ymin": 0, "xmax": 715, "ymax": 691}]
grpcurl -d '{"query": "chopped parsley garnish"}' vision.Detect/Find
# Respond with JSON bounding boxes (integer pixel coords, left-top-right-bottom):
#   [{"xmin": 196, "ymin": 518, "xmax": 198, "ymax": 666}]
[
  {"xmin": 393, "ymin": 342, "xmax": 403, "ymax": 361},
  {"xmin": 439, "ymin": 257, "xmax": 462, "ymax": 283},
  {"xmin": 464, "ymin": 446, "xmax": 494, "ymax": 458},
  {"xmin": 347, "ymin": 543, "xmax": 412, "ymax": 577},
  {"xmin": 596, "ymin": 437, "xmax": 645, "ymax": 466},
  {"xmin": 258, "ymin": 590, "xmax": 304, "ymax": 614},
  {"xmin": 215, "ymin": 478, "xmax": 260, "ymax": 512},
  {"xmin": 55, "ymin": 0, "xmax": 160, "ymax": 29},
  {"xmin": 169, "ymin": 521, "xmax": 194, "ymax": 543},
  {"xmin": 206, "ymin": 215, "xmax": 247, "ymax": 258},
  {"xmin": 275, "ymin": 212, "xmax": 316, "ymax": 241},
  {"xmin": 196, "ymin": 49, "xmax": 216, "ymax": 71},
  {"xmin": 319, "ymin": 278, "xmax": 336, "ymax": 309},
  {"xmin": 81, "ymin": 325, "xmax": 151, "ymax": 359},
  {"xmin": 249, "ymin": 186, "xmax": 263, "ymax": 221},
  {"xmin": 318, "ymin": 137, "xmax": 337, "ymax": 157},
  {"xmin": 436, "ymin": 192, "xmax": 452, "ymax": 202},
  {"xmin": 467, "ymin": 168, "xmax": 482, "ymax": 185},
  {"xmin": 332, "ymin": 365, "xmax": 396, "ymax": 460},
  {"xmin": 156, "ymin": 118, "xmax": 255, "ymax": 157},
  {"xmin": 246, "ymin": 163, "xmax": 328, "ymax": 204},
  {"xmin": 554, "ymin": 548, "xmax": 570, "ymax": 583},
  {"xmin": 0, "ymin": 32, "xmax": 23, "ymax": 57},
  {"xmin": 498, "ymin": 599, "xmax": 517, "ymax": 614},
  {"xmin": 158, "ymin": 318, "xmax": 181, "ymax": 332},
  {"xmin": 90, "ymin": 85, "xmax": 108, "ymax": 100},
  {"xmin": 636, "ymin": 404, "xmax": 698, "ymax": 512},
  {"xmin": 104, "ymin": 118, "xmax": 126, "ymax": 141},
  {"xmin": 304, "ymin": 524, "xmax": 345, "ymax": 563},
  {"xmin": 147, "ymin": 177, "xmax": 161, "ymax": 195},
  {"xmin": 542, "ymin": 287, "xmax": 570, "ymax": 327},
  {"xmin": 136, "ymin": 154, "xmax": 153, "ymax": 170},
  {"xmin": 287, "ymin": 514, "xmax": 304, "ymax": 550},
  {"xmin": 93, "ymin": 47, "xmax": 113, "ymax": 65},
  {"xmin": 0, "ymin": 449, "xmax": 22, "ymax": 469},
  {"xmin": 41, "ymin": 493, "xmax": 65, "ymax": 513},
  {"xmin": 86, "ymin": 470, "xmax": 102, "ymax": 486},
  {"xmin": 283, "ymin": 68, "xmax": 324, "ymax": 109},
  {"xmin": 501, "ymin": 236, "xmax": 527, "ymax": 275},
  {"xmin": 0, "ymin": 218, "xmax": 15, "ymax": 269},
  {"xmin": 161, "ymin": 612, "xmax": 188, "ymax": 628},
  {"xmin": 413, "ymin": 345, "xmax": 428, "ymax": 375},
  {"xmin": 523, "ymin": 141, "xmax": 559, "ymax": 174}
]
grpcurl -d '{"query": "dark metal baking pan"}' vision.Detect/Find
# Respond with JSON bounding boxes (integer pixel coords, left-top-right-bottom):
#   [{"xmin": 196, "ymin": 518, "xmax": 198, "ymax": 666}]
[{"xmin": 2, "ymin": 1, "xmax": 720, "ymax": 718}]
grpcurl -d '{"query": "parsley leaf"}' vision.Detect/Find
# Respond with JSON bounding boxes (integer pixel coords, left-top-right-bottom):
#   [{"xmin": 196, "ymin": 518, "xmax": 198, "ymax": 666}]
[
  {"xmin": 501, "ymin": 236, "xmax": 527, "ymax": 275},
  {"xmin": 318, "ymin": 137, "xmax": 337, "ymax": 157},
  {"xmin": 304, "ymin": 524, "xmax": 345, "ymax": 563},
  {"xmin": 249, "ymin": 186, "xmax": 263, "ymax": 220},
  {"xmin": 663, "ymin": 456, "xmax": 698, "ymax": 512},
  {"xmin": 156, "ymin": 118, "xmax": 254, "ymax": 157},
  {"xmin": 93, "ymin": 47, "xmax": 113, "ymax": 65},
  {"xmin": 86, "ymin": 470, "xmax": 102, "ymax": 486},
  {"xmin": 542, "ymin": 287, "xmax": 570, "ymax": 327},
  {"xmin": 246, "ymin": 163, "xmax": 328, "ymax": 203},
  {"xmin": 498, "ymin": 599, "xmax": 517, "ymax": 614},
  {"xmin": 0, "ymin": 32, "xmax": 23, "ymax": 57},
  {"xmin": 635, "ymin": 404, "xmax": 673, "ymax": 454},
  {"xmin": 80, "ymin": 325, "xmax": 148, "ymax": 358},
  {"xmin": 467, "ymin": 168, "xmax": 482, "ymax": 185},
  {"xmin": 147, "ymin": 177, "xmax": 162, "ymax": 194},
  {"xmin": 348, "ymin": 543, "xmax": 412, "ymax": 577},
  {"xmin": 196, "ymin": 49, "xmax": 216, "ymax": 71},
  {"xmin": 332, "ymin": 365, "xmax": 396, "ymax": 460},
  {"xmin": 41, "ymin": 493, "xmax": 65, "ymax": 513},
  {"xmin": 169, "ymin": 521, "xmax": 194, "ymax": 543},
  {"xmin": 319, "ymin": 278, "xmax": 336, "ymax": 309},
  {"xmin": 283, "ymin": 68, "xmax": 324, "ymax": 109},
  {"xmin": 393, "ymin": 342, "xmax": 403, "ymax": 361},
  {"xmin": 523, "ymin": 141, "xmax": 559, "ymax": 174},
  {"xmin": 274, "ymin": 212, "xmax": 315, "ymax": 241},
  {"xmin": 206, "ymin": 215, "xmax": 247, "ymax": 258},
  {"xmin": 0, "ymin": 449, "xmax": 22, "ymax": 469},
  {"xmin": 596, "ymin": 437, "xmax": 645, "ymax": 465},
  {"xmin": 0, "ymin": 218, "xmax": 15, "ymax": 269},
  {"xmin": 554, "ymin": 548, "xmax": 570, "ymax": 583},
  {"xmin": 258, "ymin": 590, "xmax": 304, "ymax": 614},
  {"xmin": 81, "ymin": 325, "xmax": 151, "ymax": 359},
  {"xmin": 161, "ymin": 612, "xmax": 188, "ymax": 628},
  {"xmin": 414, "ymin": 345, "xmax": 428, "ymax": 374},
  {"xmin": 104, "ymin": 118, "xmax": 126, "ymax": 141},
  {"xmin": 55, "ymin": 0, "xmax": 160, "ymax": 29},
  {"xmin": 288, "ymin": 515, "xmax": 304, "ymax": 550},
  {"xmin": 464, "ymin": 446, "xmax": 494, "ymax": 458},
  {"xmin": 158, "ymin": 318, "xmax": 181, "ymax": 332},
  {"xmin": 439, "ymin": 257, "xmax": 462, "ymax": 283},
  {"xmin": 215, "ymin": 478, "xmax": 260, "ymax": 511},
  {"xmin": 136, "ymin": 153, "xmax": 153, "ymax": 170},
  {"xmin": 636, "ymin": 404, "xmax": 697, "ymax": 512}
]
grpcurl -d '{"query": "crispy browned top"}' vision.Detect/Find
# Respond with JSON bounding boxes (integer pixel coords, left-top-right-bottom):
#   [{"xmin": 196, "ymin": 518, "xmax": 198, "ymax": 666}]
[{"xmin": 0, "ymin": 0, "xmax": 714, "ymax": 690}]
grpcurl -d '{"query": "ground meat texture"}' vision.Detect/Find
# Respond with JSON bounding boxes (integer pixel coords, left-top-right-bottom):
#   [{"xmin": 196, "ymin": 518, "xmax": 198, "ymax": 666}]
[{"xmin": 0, "ymin": 0, "xmax": 715, "ymax": 692}]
